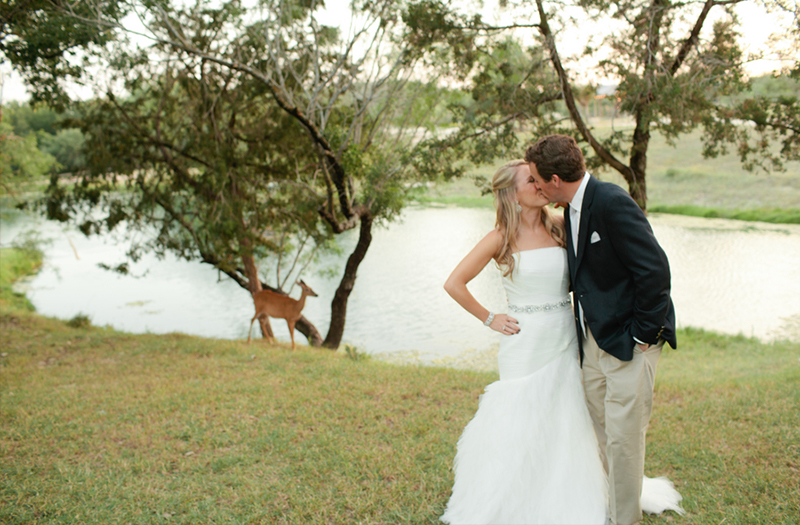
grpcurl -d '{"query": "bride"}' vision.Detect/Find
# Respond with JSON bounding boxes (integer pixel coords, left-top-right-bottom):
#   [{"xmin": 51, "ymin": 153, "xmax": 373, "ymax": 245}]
[{"xmin": 440, "ymin": 160, "xmax": 682, "ymax": 524}]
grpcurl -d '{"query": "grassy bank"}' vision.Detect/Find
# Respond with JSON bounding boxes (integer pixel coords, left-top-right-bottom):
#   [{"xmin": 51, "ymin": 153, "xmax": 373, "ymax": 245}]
[
  {"xmin": 1, "ymin": 248, "xmax": 799, "ymax": 524},
  {"xmin": 421, "ymin": 125, "xmax": 800, "ymax": 224},
  {"xmin": 647, "ymin": 204, "xmax": 800, "ymax": 224},
  {"xmin": 0, "ymin": 245, "xmax": 43, "ymax": 311}
]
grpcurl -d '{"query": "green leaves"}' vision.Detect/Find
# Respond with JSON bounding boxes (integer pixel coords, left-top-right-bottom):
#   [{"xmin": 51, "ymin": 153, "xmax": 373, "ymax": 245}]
[
  {"xmin": 402, "ymin": 0, "xmax": 482, "ymax": 76},
  {"xmin": 0, "ymin": 119, "xmax": 56, "ymax": 195},
  {"xmin": 701, "ymin": 75, "xmax": 800, "ymax": 173},
  {"xmin": 0, "ymin": 0, "xmax": 128, "ymax": 109}
]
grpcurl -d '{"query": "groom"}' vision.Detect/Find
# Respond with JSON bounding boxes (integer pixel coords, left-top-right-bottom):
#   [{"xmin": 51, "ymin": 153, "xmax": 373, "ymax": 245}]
[{"xmin": 525, "ymin": 135, "xmax": 676, "ymax": 525}]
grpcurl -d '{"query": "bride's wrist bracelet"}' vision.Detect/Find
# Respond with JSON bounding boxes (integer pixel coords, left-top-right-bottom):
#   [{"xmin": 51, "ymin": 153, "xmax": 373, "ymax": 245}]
[{"xmin": 483, "ymin": 312, "xmax": 495, "ymax": 326}]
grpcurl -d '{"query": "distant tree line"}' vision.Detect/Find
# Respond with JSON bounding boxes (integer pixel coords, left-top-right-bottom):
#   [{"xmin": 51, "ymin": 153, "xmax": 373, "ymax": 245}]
[
  {"xmin": 0, "ymin": 102, "xmax": 87, "ymax": 193},
  {"xmin": 3, "ymin": 72, "xmax": 796, "ymax": 193}
]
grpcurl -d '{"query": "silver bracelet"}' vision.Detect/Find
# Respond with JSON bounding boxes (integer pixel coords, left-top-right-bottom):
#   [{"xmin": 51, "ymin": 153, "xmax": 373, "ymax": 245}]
[{"xmin": 483, "ymin": 312, "xmax": 495, "ymax": 326}]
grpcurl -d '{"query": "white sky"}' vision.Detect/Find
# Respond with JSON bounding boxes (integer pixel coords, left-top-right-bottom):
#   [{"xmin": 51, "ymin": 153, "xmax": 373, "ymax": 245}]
[{"xmin": 0, "ymin": 0, "xmax": 795, "ymax": 103}]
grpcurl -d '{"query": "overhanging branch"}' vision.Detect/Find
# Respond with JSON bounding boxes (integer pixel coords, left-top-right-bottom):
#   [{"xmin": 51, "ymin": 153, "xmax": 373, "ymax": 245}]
[{"xmin": 535, "ymin": 0, "xmax": 633, "ymax": 179}]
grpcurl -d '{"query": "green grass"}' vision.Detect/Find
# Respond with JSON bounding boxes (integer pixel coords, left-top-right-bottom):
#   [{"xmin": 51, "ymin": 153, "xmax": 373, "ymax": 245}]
[
  {"xmin": 647, "ymin": 204, "xmax": 800, "ymax": 224},
  {"xmin": 0, "ymin": 246, "xmax": 43, "ymax": 311},
  {"xmin": 0, "ymin": 312, "xmax": 489, "ymax": 524},
  {"xmin": 416, "ymin": 181, "xmax": 494, "ymax": 209},
  {"xmin": 645, "ymin": 328, "xmax": 800, "ymax": 524},
  {"xmin": 422, "ymin": 124, "xmax": 800, "ymax": 223},
  {"xmin": 1, "ymin": 247, "xmax": 799, "ymax": 523}
]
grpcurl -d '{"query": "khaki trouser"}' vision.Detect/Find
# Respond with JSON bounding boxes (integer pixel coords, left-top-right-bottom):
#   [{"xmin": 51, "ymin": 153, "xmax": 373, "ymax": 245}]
[{"xmin": 582, "ymin": 327, "xmax": 663, "ymax": 525}]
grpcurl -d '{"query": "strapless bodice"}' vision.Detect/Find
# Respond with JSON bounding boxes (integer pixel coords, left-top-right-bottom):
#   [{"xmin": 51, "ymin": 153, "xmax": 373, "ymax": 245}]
[
  {"xmin": 497, "ymin": 246, "xmax": 576, "ymax": 381},
  {"xmin": 504, "ymin": 247, "xmax": 571, "ymax": 306}
]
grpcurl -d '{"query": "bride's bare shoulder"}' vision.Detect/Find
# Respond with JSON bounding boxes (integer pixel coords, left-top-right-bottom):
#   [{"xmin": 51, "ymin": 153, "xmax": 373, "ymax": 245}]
[
  {"xmin": 470, "ymin": 229, "xmax": 504, "ymax": 258},
  {"xmin": 485, "ymin": 228, "xmax": 504, "ymax": 247},
  {"xmin": 484, "ymin": 228, "xmax": 507, "ymax": 259}
]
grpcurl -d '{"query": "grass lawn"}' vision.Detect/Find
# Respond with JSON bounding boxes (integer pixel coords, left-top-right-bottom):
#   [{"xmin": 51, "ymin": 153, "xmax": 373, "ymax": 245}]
[
  {"xmin": 1, "ymin": 248, "xmax": 799, "ymax": 524},
  {"xmin": 420, "ymin": 124, "xmax": 800, "ymax": 223}
]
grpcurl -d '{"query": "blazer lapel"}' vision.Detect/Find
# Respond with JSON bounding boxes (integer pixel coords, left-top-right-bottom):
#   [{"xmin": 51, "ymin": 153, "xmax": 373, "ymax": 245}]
[
  {"xmin": 565, "ymin": 206, "xmax": 577, "ymax": 282},
  {"xmin": 574, "ymin": 176, "xmax": 597, "ymax": 271}
]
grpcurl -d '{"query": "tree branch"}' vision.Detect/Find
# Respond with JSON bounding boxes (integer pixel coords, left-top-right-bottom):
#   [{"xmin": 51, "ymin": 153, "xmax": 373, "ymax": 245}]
[
  {"xmin": 535, "ymin": 0, "xmax": 633, "ymax": 179},
  {"xmin": 147, "ymin": 5, "xmax": 356, "ymax": 219},
  {"xmin": 670, "ymin": 0, "xmax": 715, "ymax": 75}
]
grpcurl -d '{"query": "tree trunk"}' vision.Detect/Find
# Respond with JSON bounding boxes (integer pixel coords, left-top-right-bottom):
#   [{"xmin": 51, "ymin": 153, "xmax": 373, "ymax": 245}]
[
  {"xmin": 323, "ymin": 211, "xmax": 374, "ymax": 349},
  {"xmin": 624, "ymin": 0, "xmax": 666, "ymax": 211},
  {"xmin": 242, "ymin": 252, "xmax": 261, "ymax": 295},
  {"xmin": 242, "ymin": 252, "xmax": 275, "ymax": 340},
  {"xmin": 628, "ymin": 110, "xmax": 651, "ymax": 210},
  {"xmin": 534, "ymin": 0, "xmax": 634, "ymax": 190},
  {"xmin": 295, "ymin": 314, "xmax": 324, "ymax": 347}
]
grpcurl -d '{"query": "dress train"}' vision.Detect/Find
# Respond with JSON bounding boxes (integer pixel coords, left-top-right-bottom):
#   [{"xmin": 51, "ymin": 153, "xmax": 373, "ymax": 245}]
[{"xmin": 642, "ymin": 476, "xmax": 685, "ymax": 516}]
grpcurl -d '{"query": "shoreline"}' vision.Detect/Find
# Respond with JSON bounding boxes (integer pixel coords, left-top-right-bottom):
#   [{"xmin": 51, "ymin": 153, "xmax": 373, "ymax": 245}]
[{"xmin": 415, "ymin": 195, "xmax": 800, "ymax": 225}]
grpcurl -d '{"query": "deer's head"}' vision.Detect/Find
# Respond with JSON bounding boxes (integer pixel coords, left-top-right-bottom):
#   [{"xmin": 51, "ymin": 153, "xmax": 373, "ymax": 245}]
[{"xmin": 297, "ymin": 280, "xmax": 318, "ymax": 297}]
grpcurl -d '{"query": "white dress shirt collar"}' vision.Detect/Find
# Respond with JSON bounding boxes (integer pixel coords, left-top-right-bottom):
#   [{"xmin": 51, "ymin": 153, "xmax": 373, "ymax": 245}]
[{"xmin": 569, "ymin": 172, "xmax": 591, "ymax": 214}]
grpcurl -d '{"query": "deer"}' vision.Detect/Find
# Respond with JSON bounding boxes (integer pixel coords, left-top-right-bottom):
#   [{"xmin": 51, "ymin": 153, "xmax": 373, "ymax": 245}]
[{"xmin": 246, "ymin": 280, "xmax": 318, "ymax": 350}]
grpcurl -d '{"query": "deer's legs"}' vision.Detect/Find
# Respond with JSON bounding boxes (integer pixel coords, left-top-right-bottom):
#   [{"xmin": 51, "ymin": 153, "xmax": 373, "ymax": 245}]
[
  {"xmin": 287, "ymin": 320, "xmax": 296, "ymax": 350},
  {"xmin": 260, "ymin": 316, "xmax": 275, "ymax": 340},
  {"xmin": 247, "ymin": 314, "xmax": 274, "ymax": 344},
  {"xmin": 247, "ymin": 315, "xmax": 259, "ymax": 344}
]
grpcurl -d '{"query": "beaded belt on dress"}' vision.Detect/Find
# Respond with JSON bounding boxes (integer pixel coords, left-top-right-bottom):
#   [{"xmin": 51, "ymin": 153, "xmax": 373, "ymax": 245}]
[{"xmin": 507, "ymin": 297, "xmax": 572, "ymax": 313}]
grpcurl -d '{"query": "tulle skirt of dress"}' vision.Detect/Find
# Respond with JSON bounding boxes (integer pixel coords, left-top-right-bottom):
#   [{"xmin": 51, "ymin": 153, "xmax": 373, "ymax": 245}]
[
  {"xmin": 440, "ymin": 349, "xmax": 608, "ymax": 525},
  {"xmin": 440, "ymin": 249, "xmax": 684, "ymax": 523}
]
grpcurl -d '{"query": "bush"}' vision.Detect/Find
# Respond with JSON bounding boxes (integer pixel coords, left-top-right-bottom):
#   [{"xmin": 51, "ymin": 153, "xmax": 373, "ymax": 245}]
[
  {"xmin": 66, "ymin": 313, "xmax": 92, "ymax": 329},
  {"xmin": 343, "ymin": 344, "xmax": 370, "ymax": 362}
]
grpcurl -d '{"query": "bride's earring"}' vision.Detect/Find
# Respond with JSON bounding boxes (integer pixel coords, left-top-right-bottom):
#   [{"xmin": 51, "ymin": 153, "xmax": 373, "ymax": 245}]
[{"xmin": 516, "ymin": 202, "xmax": 522, "ymax": 213}]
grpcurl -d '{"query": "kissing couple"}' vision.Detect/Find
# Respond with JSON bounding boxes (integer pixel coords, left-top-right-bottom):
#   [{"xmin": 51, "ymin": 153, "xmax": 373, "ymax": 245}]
[{"xmin": 441, "ymin": 135, "xmax": 684, "ymax": 525}]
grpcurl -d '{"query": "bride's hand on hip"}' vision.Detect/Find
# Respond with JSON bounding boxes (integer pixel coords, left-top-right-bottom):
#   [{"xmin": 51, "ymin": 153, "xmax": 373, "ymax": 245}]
[{"xmin": 490, "ymin": 314, "xmax": 520, "ymax": 335}]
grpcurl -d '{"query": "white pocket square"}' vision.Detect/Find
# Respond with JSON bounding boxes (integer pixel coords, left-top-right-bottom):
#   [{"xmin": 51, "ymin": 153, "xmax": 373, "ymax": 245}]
[{"xmin": 590, "ymin": 231, "xmax": 601, "ymax": 244}]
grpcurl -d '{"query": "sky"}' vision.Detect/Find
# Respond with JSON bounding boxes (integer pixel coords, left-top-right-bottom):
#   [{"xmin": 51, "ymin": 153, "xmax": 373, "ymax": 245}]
[{"xmin": 0, "ymin": 0, "xmax": 795, "ymax": 103}]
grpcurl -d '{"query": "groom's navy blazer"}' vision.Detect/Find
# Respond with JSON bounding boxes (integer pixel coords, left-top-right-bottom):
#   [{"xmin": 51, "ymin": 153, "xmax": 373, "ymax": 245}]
[{"xmin": 565, "ymin": 176, "xmax": 677, "ymax": 362}]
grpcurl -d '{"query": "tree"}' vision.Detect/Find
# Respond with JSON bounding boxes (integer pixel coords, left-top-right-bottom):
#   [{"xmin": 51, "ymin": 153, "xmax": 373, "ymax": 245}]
[
  {"xmin": 0, "ymin": 100, "xmax": 88, "ymax": 179},
  {"xmin": 0, "ymin": 0, "xmax": 128, "ymax": 109},
  {"xmin": 703, "ymin": 1, "xmax": 800, "ymax": 172},
  {"xmin": 40, "ymin": 128, "xmax": 86, "ymax": 174},
  {"xmin": 400, "ymin": 2, "xmax": 565, "ymax": 185},
  {"xmin": 404, "ymin": 0, "xmax": 800, "ymax": 209},
  {"xmin": 38, "ymin": 0, "xmax": 454, "ymax": 348},
  {"xmin": 67, "ymin": 66, "xmax": 329, "ymax": 343},
  {"xmin": 1, "ymin": 100, "xmax": 59, "ymax": 136},
  {"xmin": 0, "ymin": 120, "xmax": 56, "ymax": 194}
]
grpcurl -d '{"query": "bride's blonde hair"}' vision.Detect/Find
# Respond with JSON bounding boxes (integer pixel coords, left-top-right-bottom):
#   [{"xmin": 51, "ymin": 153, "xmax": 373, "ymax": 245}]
[{"xmin": 492, "ymin": 160, "xmax": 566, "ymax": 277}]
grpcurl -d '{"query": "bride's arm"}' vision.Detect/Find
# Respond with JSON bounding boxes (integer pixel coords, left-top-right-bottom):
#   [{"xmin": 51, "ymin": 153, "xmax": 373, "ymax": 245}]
[{"xmin": 444, "ymin": 229, "xmax": 520, "ymax": 335}]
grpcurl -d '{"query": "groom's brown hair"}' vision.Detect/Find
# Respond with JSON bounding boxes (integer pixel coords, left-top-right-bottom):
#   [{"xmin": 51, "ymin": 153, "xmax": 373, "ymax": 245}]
[{"xmin": 524, "ymin": 135, "xmax": 585, "ymax": 183}]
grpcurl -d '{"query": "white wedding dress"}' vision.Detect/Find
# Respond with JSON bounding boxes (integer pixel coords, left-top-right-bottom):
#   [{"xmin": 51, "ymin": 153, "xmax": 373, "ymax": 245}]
[{"xmin": 440, "ymin": 247, "xmax": 683, "ymax": 525}]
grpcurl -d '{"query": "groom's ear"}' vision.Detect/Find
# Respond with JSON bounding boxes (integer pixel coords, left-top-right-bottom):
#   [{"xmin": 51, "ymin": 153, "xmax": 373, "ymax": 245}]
[{"xmin": 550, "ymin": 174, "xmax": 562, "ymax": 187}]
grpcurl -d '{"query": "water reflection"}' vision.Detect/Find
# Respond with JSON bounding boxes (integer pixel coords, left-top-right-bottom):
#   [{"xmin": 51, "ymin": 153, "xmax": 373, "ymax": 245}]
[
  {"xmin": 652, "ymin": 215, "xmax": 800, "ymax": 343},
  {"xmin": 2, "ymin": 207, "xmax": 799, "ymax": 363}
]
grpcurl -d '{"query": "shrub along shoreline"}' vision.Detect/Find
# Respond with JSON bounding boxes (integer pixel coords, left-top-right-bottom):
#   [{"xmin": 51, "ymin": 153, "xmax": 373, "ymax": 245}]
[{"xmin": 1, "ymin": 247, "xmax": 798, "ymax": 523}]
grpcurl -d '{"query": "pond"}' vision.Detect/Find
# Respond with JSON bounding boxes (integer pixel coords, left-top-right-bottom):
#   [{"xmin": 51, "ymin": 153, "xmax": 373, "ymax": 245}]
[{"xmin": 3, "ymin": 206, "xmax": 800, "ymax": 365}]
